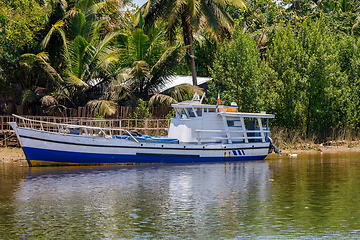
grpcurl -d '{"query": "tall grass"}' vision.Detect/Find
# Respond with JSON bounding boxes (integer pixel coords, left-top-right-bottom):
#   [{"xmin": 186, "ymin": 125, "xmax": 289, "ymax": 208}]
[{"xmin": 270, "ymin": 126, "xmax": 360, "ymax": 150}]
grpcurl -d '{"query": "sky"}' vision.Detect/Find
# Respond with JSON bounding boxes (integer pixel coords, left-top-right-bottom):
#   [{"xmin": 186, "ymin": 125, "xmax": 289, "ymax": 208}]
[{"xmin": 131, "ymin": 0, "xmax": 147, "ymax": 8}]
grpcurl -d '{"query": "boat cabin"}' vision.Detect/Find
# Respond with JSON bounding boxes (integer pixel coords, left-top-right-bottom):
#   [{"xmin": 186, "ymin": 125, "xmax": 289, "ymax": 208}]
[{"xmin": 168, "ymin": 99, "xmax": 274, "ymax": 144}]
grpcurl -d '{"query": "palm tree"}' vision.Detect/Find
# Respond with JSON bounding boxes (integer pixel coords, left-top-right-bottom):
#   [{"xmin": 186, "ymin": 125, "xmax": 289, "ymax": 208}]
[
  {"xmin": 18, "ymin": 52, "xmax": 65, "ymax": 113},
  {"xmin": 40, "ymin": 5, "xmax": 123, "ymax": 107},
  {"xmin": 114, "ymin": 26, "xmax": 193, "ymax": 101},
  {"xmin": 94, "ymin": 25, "xmax": 202, "ymax": 110},
  {"xmin": 137, "ymin": 0, "xmax": 247, "ymax": 86}
]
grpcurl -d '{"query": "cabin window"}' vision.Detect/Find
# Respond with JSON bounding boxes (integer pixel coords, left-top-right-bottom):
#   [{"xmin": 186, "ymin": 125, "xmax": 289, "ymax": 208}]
[
  {"xmin": 174, "ymin": 108, "xmax": 181, "ymax": 118},
  {"xmin": 180, "ymin": 108, "xmax": 189, "ymax": 118},
  {"xmin": 227, "ymin": 120, "xmax": 234, "ymax": 127},
  {"xmin": 227, "ymin": 120, "xmax": 241, "ymax": 127},
  {"xmin": 246, "ymin": 118, "xmax": 256, "ymax": 130},
  {"xmin": 256, "ymin": 118, "xmax": 261, "ymax": 129},
  {"xmin": 188, "ymin": 108, "xmax": 196, "ymax": 117},
  {"xmin": 196, "ymin": 108, "xmax": 203, "ymax": 117}
]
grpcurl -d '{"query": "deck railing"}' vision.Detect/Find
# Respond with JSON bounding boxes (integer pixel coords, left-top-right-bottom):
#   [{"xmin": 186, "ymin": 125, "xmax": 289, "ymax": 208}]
[
  {"xmin": 195, "ymin": 129, "xmax": 270, "ymax": 144},
  {"xmin": 0, "ymin": 115, "xmax": 170, "ymax": 146}
]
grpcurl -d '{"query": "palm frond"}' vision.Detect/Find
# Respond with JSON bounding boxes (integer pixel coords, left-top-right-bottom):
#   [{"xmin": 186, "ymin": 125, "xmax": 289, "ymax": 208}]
[
  {"xmin": 168, "ymin": 83, "xmax": 203, "ymax": 102},
  {"xmin": 19, "ymin": 53, "xmax": 63, "ymax": 84},
  {"xmin": 149, "ymin": 93, "xmax": 178, "ymax": 106},
  {"xmin": 131, "ymin": 29, "xmax": 150, "ymax": 61},
  {"xmin": 105, "ymin": 75, "xmax": 133, "ymax": 101},
  {"xmin": 226, "ymin": 0, "xmax": 247, "ymax": 10},
  {"xmin": 54, "ymin": 24, "xmax": 71, "ymax": 69},
  {"xmin": 96, "ymin": 51, "xmax": 119, "ymax": 69},
  {"xmin": 89, "ymin": 30, "xmax": 121, "ymax": 67},
  {"xmin": 40, "ymin": 20, "xmax": 65, "ymax": 50},
  {"xmin": 70, "ymin": 35, "xmax": 89, "ymax": 78},
  {"xmin": 68, "ymin": 9, "xmax": 86, "ymax": 40},
  {"xmin": 37, "ymin": 52, "xmax": 50, "ymax": 61},
  {"xmin": 87, "ymin": 19, "xmax": 108, "ymax": 45},
  {"xmin": 131, "ymin": 60, "xmax": 151, "ymax": 79},
  {"xmin": 86, "ymin": 99, "xmax": 117, "ymax": 116},
  {"xmin": 20, "ymin": 89, "xmax": 36, "ymax": 107},
  {"xmin": 187, "ymin": 0, "xmax": 198, "ymax": 17},
  {"xmin": 64, "ymin": 70, "xmax": 89, "ymax": 87},
  {"xmin": 151, "ymin": 45, "xmax": 187, "ymax": 73},
  {"xmin": 87, "ymin": 1, "xmax": 107, "ymax": 16}
]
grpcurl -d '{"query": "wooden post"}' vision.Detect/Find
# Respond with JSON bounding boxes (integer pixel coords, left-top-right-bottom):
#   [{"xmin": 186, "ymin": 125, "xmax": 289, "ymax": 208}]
[
  {"xmin": 145, "ymin": 119, "xmax": 148, "ymax": 135},
  {"xmin": 157, "ymin": 120, "xmax": 159, "ymax": 136},
  {"xmin": 120, "ymin": 120, "xmax": 122, "ymax": 135},
  {"xmin": 0, "ymin": 116, "xmax": 3, "ymax": 133}
]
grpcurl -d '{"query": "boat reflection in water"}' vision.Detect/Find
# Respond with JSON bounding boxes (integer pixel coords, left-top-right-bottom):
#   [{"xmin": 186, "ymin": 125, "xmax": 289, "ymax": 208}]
[{"xmin": 8, "ymin": 161, "xmax": 270, "ymax": 239}]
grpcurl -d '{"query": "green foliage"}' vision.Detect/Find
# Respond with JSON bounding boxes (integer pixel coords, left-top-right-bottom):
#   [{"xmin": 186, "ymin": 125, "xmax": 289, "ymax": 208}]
[
  {"xmin": 138, "ymin": 0, "xmax": 247, "ymax": 85},
  {"xmin": 268, "ymin": 17, "xmax": 355, "ymax": 138},
  {"xmin": 0, "ymin": 0, "xmax": 46, "ymax": 51},
  {"xmin": 165, "ymin": 109, "xmax": 176, "ymax": 120},
  {"xmin": 209, "ymin": 25, "xmax": 269, "ymax": 112},
  {"xmin": 129, "ymin": 99, "xmax": 152, "ymax": 119},
  {"xmin": 192, "ymin": 37, "xmax": 218, "ymax": 77},
  {"xmin": 0, "ymin": 0, "xmax": 47, "ymax": 99},
  {"xmin": 38, "ymin": 2, "xmax": 124, "ymax": 107},
  {"xmin": 114, "ymin": 25, "xmax": 190, "ymax": 103},
  {"xmin": 209, "ymin": 15, "xmax": 360, "ymax": 140},
  {"xmin": 268, "ymin": 26, "xmax": 308, "ymax": 130}
]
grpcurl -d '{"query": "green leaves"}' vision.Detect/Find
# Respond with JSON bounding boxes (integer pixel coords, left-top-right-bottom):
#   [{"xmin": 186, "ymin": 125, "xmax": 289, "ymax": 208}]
[
  {"xmin": 0, "ymin": 0, "xmax": 46, "ymax": 51},
  {"xmin": 209, "ymin": 25, "xmax": 266, "ymax": 112},
  {"xmin": 19, "ymin": 53, "xmax": 64, "ymax": 86},
  {"xmin": 209, "ymin": 15, "xmax": 360, "ymax": 140},
  {"xmin": 139, "ymin": 0, "xmax": 247, "ymax": 85},
  {"xmin": 267, "ymin": 17, "xmax": 355, "ymax": 138},
  {"xmin": 132, "ymin": 29, "xmax": 150, "ymax": 61}
]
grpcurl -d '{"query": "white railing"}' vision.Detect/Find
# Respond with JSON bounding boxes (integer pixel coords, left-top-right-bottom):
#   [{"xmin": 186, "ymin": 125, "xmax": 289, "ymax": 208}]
[
  {"xmin": 195, "ymin": 129, "xmax": 270, "ymax": 144},
  {"xmin": 12, "ymin": 114, "xmax": 140, "ymax": 143}
]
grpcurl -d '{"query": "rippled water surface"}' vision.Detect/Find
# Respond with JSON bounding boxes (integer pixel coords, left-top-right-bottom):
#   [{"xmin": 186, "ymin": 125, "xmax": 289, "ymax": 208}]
[{"xmin": 1, "ymin": 152, "xmax": 360, "ymax": 239}]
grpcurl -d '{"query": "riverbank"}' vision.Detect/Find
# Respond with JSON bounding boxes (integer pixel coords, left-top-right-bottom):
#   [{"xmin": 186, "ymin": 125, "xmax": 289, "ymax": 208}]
[
  {"xmin": 280, "ymin": 140, "xmax": 360, "ymax": 155},
  {"xmin": 0, "ymin": 147, "xmax": 26, "ymax": 163}
]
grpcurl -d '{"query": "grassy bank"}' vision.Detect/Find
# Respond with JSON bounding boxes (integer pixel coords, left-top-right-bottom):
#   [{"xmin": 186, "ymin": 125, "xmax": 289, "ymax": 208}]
[{"xmin": 271, "ymin": 126, "xmax": 360, "ymax": 153}]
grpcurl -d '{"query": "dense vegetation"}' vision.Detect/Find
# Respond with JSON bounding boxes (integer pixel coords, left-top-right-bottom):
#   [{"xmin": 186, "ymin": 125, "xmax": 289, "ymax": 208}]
[{"xmin": 1, "ymin": 0, "xmax": 360, "ymax": 141}]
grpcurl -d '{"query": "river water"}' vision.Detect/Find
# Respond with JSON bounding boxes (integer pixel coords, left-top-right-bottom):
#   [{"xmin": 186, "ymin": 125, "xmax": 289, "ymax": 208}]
[{"xmin": 1, "ymin": 152, "xmax": 360, "ymax": 239}]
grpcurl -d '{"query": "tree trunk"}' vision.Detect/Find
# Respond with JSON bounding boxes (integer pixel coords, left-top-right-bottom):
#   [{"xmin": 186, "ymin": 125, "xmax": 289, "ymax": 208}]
[{"xmin": 181, "ymin": 13, "xmax": 197, "ymax": 86}]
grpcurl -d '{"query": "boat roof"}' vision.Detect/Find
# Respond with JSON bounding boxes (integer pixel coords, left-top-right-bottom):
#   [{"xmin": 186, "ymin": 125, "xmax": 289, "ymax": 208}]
[
  {"xmin": 218, "ymin": 111, "xmax": 275, "ymax": 119},
  {"xmin": 171, "ymin": 101, "xmax": 275, "ymax": 118},
  {"xmin": 172, "ymin": 101, "xmax": 216, "ymax": 107}
]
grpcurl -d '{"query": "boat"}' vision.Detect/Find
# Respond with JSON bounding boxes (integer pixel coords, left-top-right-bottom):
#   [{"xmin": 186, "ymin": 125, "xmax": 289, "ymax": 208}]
[{"xmin": 8, "ymin": 94, "xmax": 280, "ymax": 167}]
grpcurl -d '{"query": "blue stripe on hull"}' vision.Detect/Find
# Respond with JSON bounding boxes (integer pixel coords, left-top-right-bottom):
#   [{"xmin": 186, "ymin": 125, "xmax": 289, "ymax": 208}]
[{"xmin": 22, "ymin": 147, "xmax": 267, "ymax": 166}]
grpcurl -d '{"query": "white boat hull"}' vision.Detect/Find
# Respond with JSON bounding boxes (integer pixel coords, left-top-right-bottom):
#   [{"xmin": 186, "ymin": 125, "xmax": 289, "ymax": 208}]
[{"xmin": 10, "ymin": 123, "xmax": 271, "ymax": 167}]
